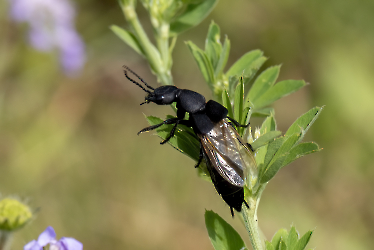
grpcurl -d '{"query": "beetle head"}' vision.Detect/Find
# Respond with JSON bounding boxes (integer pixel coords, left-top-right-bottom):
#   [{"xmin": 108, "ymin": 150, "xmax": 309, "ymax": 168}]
[
  {"xmin": 124, "ymin": 66, "xmax": 180, "ymax": 105},
  {"xmin": 145, "ymin": 86, "xmax": 179, "ymax": 105}
]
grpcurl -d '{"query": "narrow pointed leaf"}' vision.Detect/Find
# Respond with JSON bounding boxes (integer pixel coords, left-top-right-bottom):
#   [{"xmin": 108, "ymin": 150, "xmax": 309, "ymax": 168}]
[
  {"xmin": 168, "ymin": 36, "xmax": 177, "ymax": 68},
  {"xmin": 257, "ymin": 136, "xmax": 283, "ymax": 180},
  {"xmin": 252, "ymin": 107, "xmax": 274, "ymax": 117},
  {"xmin": 241, "ymin": 54, "xmax": 267, "ymax": 87},
  {"xmin": 254, "ymin": 80, "xmax": 307, "ymax": 109},
  {"xmin": 266, "ymin": 241, "xmax": 275, "ymax": 250},
  {"xmin": 261, "ymin": 133, "xmax": 302, "ymax": 182},
  {"xmin": 271, "ymin": 133, "xmax": 302, "ymax": 163},
  {"xmin": 170, "ymin": 0, "xmax": 218, "ymax": 36},
  {"xmin": 287, "ymin": 226, "xmax": 298, "ymax": 249},
  {"xmin": 285, "ymin": 106, "xmax": 324, "ymax": 136},
  {"xmin": 186, "ymin": 41, "xmax": 215, "ymax": 86},
  {"xmin": 228, "ymin": 75, "xmax": 239, "ymax": 98},
  {"xmin": 279, "ymin": 240, "xmax": 287, "ymax": 250},
  {"xmin": 271, "ymin": 229, "xmax": 289, "ymax": 250},
  {"xmin": 205, "ymin": 21, "xmax": 222, "ymax": 68},
  {"xmin": 295, "ymin": 230, "xmax": 313, "ymax": 250},
  {"xmin": 246, "ymin": 66, "xmax": 280, "ymax": 108},
  {"xmin": 222, "ymin": 90, "xmax": 234, "ymax": 119},
  {"xmin": 260, "ymin": 115, "xmax": 277, "ymax": 134},
  {"xmin": 251, "ymin": 131, "xmax": 281, "ymax": 150},
  {"xmin": 263, "ymin": 137, "xmax": 284, "ymax": 165},
  {"xmin": 234, "ymin": 77, "xmax": 244, "ymax": 126},
  {"xmin": 283, "ymin": 142, "xmax": 321, "ymax": 166},
  {"xmin": 261, "ymin": 155, "xmax": 287, "ymax": 183},
  {"xmin": 110, "ymin": 25, "xmax": 144, "ymax": 56},
  {"xmin": 226, "ymin": 50, "xmax": 266, "ymax": 77},
  {"xmin": 214, "ymin": 36, "xmax": 230, "ymax": 77},
  {"xmin": 205, "ymin": 210, "xmax": 246, "ymax": 250}
]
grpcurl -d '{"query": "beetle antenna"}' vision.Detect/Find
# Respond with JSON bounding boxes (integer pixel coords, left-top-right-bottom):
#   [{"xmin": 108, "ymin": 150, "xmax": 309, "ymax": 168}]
[
  {"xmin": 123, "ymin": 67, "xmax": 152, "ymax": 94},
  {"xmin": 123, "ymin": 65, "xmax": 155, "ymax": 92}
]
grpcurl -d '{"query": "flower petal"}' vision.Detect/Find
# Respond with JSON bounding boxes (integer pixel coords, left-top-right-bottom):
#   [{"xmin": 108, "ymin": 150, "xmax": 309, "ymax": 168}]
[
  {"xmin": 23, "ymin": 240, "xmax": 42, "ymax": 250},
  {"xmin": 56, "ymin": 26, "xmax": 86, "ymax": 75},
  {"xmin": 59, "ymin": 237, "xmax": 83, "ymax": 250},
  {"xmin": 37, "ymin": 226, "xmax": 56, "ymax": 246}
]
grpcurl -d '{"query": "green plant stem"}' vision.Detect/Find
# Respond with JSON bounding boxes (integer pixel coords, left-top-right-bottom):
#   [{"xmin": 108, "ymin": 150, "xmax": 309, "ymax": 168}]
[
  {"xmin": 156, "ymin": 22, "xmax": 170, "ymax": 69},
  {"xmin": 155, "ymin": 22, "xmax": 173, "ymax": 86},
  {"xmin": 0, "ymin": 231, "xmax": 11, "ymax": 250},
  {"xmin": 242, "ymin": 184, "xmax": 266, "ymax": 250},
  {"xmin": 122, "ymin": 4, "xmax": 173, "ymax": 86}
]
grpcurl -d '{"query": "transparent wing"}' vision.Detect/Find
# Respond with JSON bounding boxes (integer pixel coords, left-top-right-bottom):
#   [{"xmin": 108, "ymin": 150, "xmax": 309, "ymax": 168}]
[{"xmin": 199, "ymin": 119, "xmax": 257, "ymax": 187}]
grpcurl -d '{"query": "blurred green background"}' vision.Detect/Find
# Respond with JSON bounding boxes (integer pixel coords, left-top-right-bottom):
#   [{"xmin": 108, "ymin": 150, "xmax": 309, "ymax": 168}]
[{"xmin": 1, "ymin": 0, "xmax": 374, "ymax": 249}]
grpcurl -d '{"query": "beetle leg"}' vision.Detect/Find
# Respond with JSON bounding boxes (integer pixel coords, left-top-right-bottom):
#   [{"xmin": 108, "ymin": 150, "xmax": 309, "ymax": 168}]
[
  {"xmin": 160, "ymin": 120, "xmax": 180, "ymax": 144},
  {"xmin": 243, "ymin": 200, "xmax": 250, "ymax": 209},
  {"xmin": 230, "ymin": 207, "xmax": 235, "ymax": 217},
  {"xmin": 137, "ymin": 117, "xmax": 179, "ymax": 135},
  {"xmin": 194, "ymin": 145, "xmax": 204, "ymax": 168},
  {"xmin": 227, "ymin": 116, "xmax": 250, "ymax": 128}
]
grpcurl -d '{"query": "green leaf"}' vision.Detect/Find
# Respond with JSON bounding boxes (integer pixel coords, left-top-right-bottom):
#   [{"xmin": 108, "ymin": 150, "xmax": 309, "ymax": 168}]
[
  {"xmin": 251, "ymin": 131, "xmax": 282, "ymax": 150},
  {"xmin": 110, "ymin": 25, "xmax": 144, "ymax": 56},
  {"xmin": 233, "ymin": 77, "xmax": 244, "ymax": 133},
  {"xmin": 146, "ymin": 116, "xmax": 200, "ymax": 161},
  {"xmin": 246, "ymin": 66, "xmax": 280, "ymax": 108},
  {"xmin": 272, "ymin": 133, "xmax": 301, "ymax": 160},
  {"xmin": 205, "ymin": 210, "xmax": 246, "ymax": 250},
  {"xmin": 252, "ymin": 107, "xmax": 274, "ymax": 117},
  {"xmin": 261, "ymin": 155, "xmax": 287, "ymax": 183},
  {"xmin": 285, "ymin": 106, "xmax": 324, "ymax": 136},
  {"xmin": 261, "ymin": 133, "xmax": 302, "ymax": 183},
  {"xmin": 170, "ymin": 0, "xmax": 218, "ymax": 36},
  {"xmin": 262, "ymin": 137, "xmax": 284, "ymax": 166},
  {"xmin": 287, "ymin": 226, "xmax": 298, "ymax": 249},
  {"xmin": 260, "ymin": 115, "xmax": 277, "ymax": 134},
  {"xmin": 215, "ymin": 35, "xmax": 230, "ymax": 77},
  {"xmin": 295, "ymin": 230, "xmax": 313, "ymax": 250},
  {"xmin": 283, "ymin": 142, "xmax": 321, "ymax": 166},
  {"xmin": 279, "ymin": 240, "xmax": 287, "ymax": 250},
  {"xmin": 168, "ymin": 36, "xmax": 177, "ymax": 68},
  {"xmin": 205, "ymin": 21, "xmax": 222, "ymax": 69},
  {"xmin": 254, "ymin": 113, "xmax": 277, "ymax": 163},
  {"xmin": 228, "ymin": 75, "xmax": 239, "ymax": 98},
  {"xmin": 258, "ymin": 136, "xmax": 284, "ymax": 179},
  {"xmin": 254, "ymin": 80, "xmax": 307, "ymax": 109},
  {"xmin": 226, "ymin": 50, "xmax": 266, "ymax": 77},
  {"xmin": 265, "ymin": 241, "xmax": 275, "ymax": 250},
  {"xmin": 186, "ymin": 41, "xmax": 215, "ymax": 86},
  {"xmin": 222, "ymin": 90, "xmax": 234, "ymax": 119},
  {"xmin": 271, "ymin": 228, "xmax": 289, "ymax": 250}
]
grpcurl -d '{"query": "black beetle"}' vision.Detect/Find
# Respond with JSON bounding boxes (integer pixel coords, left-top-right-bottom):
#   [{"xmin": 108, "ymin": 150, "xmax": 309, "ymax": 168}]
[{"xmin": 124, "ymin": 66, "xmax": 257, "ymax": 216}]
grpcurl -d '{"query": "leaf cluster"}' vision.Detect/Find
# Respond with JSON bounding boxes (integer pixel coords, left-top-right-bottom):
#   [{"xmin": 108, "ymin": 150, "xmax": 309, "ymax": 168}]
[
  {"xmin": 112, "ymin": 0, "xmax": 218, "ymax": 85},
  {"xmin": 205, "ymin": 211, "xmax": 313, "ymax": 250},
  {"xmin": 265, "ymin": 227, "xmax": 313, "ymax": 250},
  {"xmin": 146, "ymin": 22, "xmax": 323, "ymax": 187}
]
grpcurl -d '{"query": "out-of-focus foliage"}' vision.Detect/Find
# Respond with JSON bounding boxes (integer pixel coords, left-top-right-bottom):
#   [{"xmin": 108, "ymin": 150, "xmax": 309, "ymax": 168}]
[{"xmin": 1, "ymin": 0, "xmax": 374, "ymax": 249}]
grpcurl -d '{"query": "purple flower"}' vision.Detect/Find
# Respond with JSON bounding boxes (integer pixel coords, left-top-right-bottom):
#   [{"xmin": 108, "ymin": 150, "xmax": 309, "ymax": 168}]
[
  {"xmin": 9, "ymin": 0, "xmax": 86, "ymax": 76},
  {"xmin": 24, "ymin": 226, "xmax": 83, "ymax": 250}
]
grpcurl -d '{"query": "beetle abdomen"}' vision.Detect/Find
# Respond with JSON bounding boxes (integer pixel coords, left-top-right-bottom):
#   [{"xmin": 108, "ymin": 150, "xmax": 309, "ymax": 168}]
[{"xmin": 205, "ymin": 156, "xmax": 244, "ymax": 212}]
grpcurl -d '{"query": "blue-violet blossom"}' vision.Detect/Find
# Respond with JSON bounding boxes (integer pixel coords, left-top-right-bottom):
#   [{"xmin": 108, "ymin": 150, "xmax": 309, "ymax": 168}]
[
  {"xmin": 9, "ymin": 0, "xmax": 86, "ymax": 76},
  {"xmin": 24, "ymin": 226, "xmax": 83, "ymax": 250}
]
